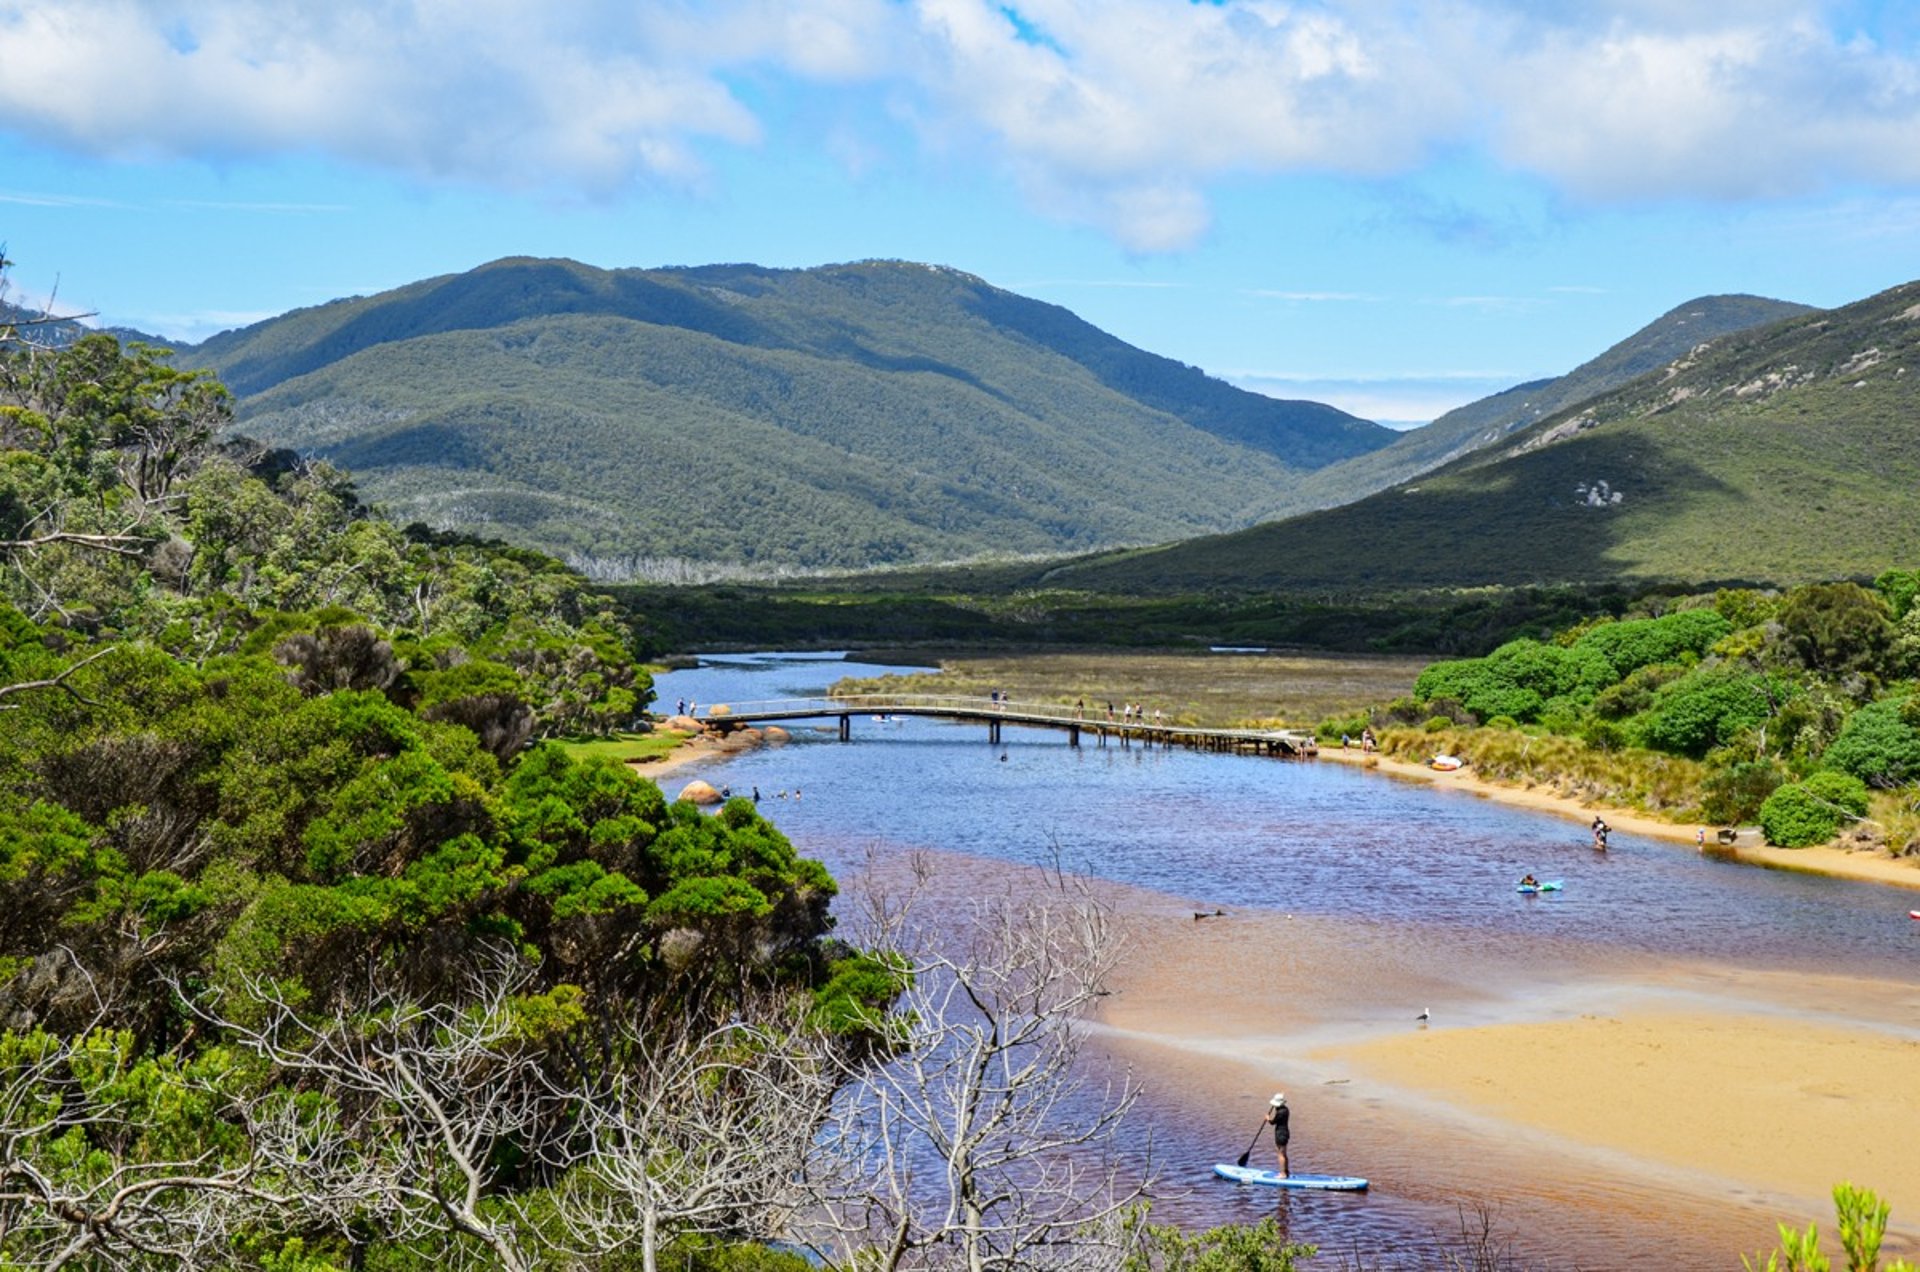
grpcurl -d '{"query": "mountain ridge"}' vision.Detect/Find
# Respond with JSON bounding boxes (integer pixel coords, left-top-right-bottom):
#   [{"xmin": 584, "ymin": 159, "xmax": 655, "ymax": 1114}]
[
  {"xmin": 181, "ymin": 256, "xmax": 1395, "ymax": 575},
  {"xmin": 1270, "ymin": 293, "xmax": 1816, "ymax": 517},
  {"xmin": 1028, "ymin": 278, "xmax": 1920, "ymax": 593}
]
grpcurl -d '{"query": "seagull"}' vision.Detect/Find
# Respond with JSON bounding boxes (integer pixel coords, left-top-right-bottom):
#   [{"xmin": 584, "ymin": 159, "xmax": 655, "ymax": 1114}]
[{"xmin": 1415, "ymin": 1007, "xmax": 1431, "ymax": 1023}]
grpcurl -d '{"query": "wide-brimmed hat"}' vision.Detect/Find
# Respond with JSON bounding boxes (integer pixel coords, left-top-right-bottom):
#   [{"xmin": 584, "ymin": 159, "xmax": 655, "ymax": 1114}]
[{"xmin": 1269, "ymin": 1092, "xmax": 1286, "ymax": 1106}]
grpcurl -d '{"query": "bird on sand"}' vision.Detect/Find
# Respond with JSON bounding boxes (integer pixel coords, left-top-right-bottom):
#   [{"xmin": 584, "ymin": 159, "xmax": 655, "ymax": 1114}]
[{"xmin": 1415, "ymin": 1007, "xmax": 1431, "ymax": 1023}]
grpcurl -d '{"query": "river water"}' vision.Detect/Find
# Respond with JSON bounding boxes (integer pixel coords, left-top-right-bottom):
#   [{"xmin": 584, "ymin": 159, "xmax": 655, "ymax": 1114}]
[{"xmin": 656, "ymin": 652, "xmax": 1920, "ymax": 1268}]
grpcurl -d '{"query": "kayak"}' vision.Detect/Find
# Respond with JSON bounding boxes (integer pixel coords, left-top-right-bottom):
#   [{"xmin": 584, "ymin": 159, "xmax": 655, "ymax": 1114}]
[
  {"xmin": 1910, "ymin": 910, "xmax": 1920, "ymax": 920},
  {"xmin": 1517, "ymin": 881, "xmax": 1564, "ymax": 894},
  {"xmin": 1214, "ymin": 1163, "xmax": 1368, "ymax": 1191}
]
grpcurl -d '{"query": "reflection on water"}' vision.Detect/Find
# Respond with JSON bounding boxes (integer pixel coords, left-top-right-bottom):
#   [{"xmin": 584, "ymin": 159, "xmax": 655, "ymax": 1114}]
[{"xmin": 655, "ymin": 653, "xmax": 1920, "ymax": 1267}]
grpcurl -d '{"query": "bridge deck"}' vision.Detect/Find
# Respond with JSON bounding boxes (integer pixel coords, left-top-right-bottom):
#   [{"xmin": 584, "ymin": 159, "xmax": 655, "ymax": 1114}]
[{"xmin": 669, "ymin": 694, "xmax": 1316, "ymax": 755}]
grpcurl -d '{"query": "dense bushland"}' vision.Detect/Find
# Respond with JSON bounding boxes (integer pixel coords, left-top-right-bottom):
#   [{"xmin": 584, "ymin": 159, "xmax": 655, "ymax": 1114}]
[
  {"xmin": 0, "ymin": 322, "xmax": 914, "ymax": 1268},
  {"xmin": 1347, "ymin": 575, "xmax": 1920, "ymax": 851}
]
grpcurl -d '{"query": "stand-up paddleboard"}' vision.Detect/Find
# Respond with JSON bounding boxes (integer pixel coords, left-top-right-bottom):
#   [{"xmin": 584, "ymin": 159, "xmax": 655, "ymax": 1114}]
[
  {"xmin": 1214, "ymin": 1163, "xmax": 1368, "ymax": 1191},
  {"xmin": 1517, "ymin": 880, "xmax": 1564, "ymax": 894},
  {"xmin": 1910, "ymin": 910, "xmax": 1920, "ymax": 920}
]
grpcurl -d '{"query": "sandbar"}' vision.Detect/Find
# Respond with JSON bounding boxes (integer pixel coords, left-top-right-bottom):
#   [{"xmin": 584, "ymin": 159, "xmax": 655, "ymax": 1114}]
[{"xmin": 1323, "ymin": 1011, "xmax": 1920, "ymax": 1224}]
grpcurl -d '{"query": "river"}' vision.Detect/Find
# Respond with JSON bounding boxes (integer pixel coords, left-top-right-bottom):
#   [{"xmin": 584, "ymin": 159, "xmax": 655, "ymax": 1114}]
[{"xmin": 655, "ymin": 652, "xmax": 1920, "ymax": 1269}]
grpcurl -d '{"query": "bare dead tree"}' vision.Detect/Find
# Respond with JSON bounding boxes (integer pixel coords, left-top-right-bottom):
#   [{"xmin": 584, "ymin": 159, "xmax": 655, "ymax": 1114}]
[
  {"xmin": 0, "ymin": 1007, "xmax": 293, "ymax": 1268},
  {"xmin": 799, "ymin": 854, "xmax": 1150, "ymax": 1272},
  {"xmin": 189, "ymin": 956, "xmax": 557, "ymax": 1272},
  {"xmin": 550, "ymin": 1008, "xmax": 838, "ymax": 1272}
]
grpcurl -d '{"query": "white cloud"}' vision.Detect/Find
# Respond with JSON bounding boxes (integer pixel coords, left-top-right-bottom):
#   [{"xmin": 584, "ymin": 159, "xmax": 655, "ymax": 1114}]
[
  {"xmin": 1227, "ymin": 369, "xmax": 1532, "ymax": 424},
  {"xmin": 1, "ymin": 1, "xmax": 1918, "ymax": 248}
]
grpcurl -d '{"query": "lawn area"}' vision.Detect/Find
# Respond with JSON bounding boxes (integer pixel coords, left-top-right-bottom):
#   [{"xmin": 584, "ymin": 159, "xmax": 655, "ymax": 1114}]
[{"xmin": 556, "ymin": 731, "xmax": 686, "ymax": 764}]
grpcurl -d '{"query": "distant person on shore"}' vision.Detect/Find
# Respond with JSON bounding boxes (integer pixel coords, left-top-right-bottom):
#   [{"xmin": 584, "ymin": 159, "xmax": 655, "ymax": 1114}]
[
  {"xmin": 1106, "ymin": 702, "xmax": 1115, "ymax": 722},
  {"xmin": 1263, "ymin": 1093, "xmax": 1291, "ymax": 1178},
  {"xmin": 676, "ymin": 698, "xmax": 686, "ymax": 717},
  {"xmin": 1075, "ymin": 697, "xmax": 1086, "ymax": 719},
  {"xmin": 1360, "ymin": 727, "xmax": 1375, "ymax": 753},
  {"xmin": 1341, "ymin": 733, "xmax": 1351, "ymax": 751}
]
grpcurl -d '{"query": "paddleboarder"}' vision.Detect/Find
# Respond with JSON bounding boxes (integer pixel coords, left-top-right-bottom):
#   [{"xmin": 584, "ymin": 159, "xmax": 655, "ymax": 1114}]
[{"xmin": 1263, "ymin": 1092, "xmax": 1290, "ymax": 1178}]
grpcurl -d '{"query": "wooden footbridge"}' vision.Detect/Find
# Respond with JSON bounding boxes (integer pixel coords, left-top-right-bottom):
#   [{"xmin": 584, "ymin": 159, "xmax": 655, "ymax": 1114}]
[{"xmin": 681, "ymin": 694, "xmax": 1318, "ymax": 757}]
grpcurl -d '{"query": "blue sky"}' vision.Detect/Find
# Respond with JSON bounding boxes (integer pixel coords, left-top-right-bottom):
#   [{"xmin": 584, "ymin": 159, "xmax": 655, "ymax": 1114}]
[{"xmin": 4, "ymin": 0, "xmax": 1920, "ymax": 426}]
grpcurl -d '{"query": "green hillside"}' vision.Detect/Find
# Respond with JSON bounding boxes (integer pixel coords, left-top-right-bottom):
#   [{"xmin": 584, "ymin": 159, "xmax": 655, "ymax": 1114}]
[
  {"xmin": 1038, "ymin": 279, "xmax": 1920, "ymax": 593},
  {"xmin": 182, "ymin": 257, "xmax": 1391, "ymax": 575},
  {"xmin": 1269, "ymin": 293, "xmax": 1815, "ymax": 516}
]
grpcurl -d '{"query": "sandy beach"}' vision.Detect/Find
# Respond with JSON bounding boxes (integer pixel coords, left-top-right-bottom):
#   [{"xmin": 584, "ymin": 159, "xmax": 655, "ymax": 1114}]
[
  {"xmin": 1318, "ymin": 747, "xmax": 1920, "ymax": 892},
  {"xmin": 1095, "ymin": 892, "xmax": 1920, "ymax": 1263}
]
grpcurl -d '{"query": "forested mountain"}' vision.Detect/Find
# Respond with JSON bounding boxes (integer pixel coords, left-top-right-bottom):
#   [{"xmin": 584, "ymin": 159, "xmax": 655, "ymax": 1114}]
[
  {"xmin": 1038, "ymin": 279, "xmax": 1920, "ymax": 592},
  {"xmin": 1269, "ymin": 293, "xmax": 1815, "ymax": 517},
  {"xmin": 179, "ymin": 257, "xmax": 1393, "ymax": 577}
]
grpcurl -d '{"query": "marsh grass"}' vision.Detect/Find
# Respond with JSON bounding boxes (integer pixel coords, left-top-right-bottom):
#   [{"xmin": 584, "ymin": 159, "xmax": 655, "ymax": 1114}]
[
  {"xmin": 832, "ymin": 650, "xmax": 1426, "ymax": 728},
  {"xmin": 1378, "ymin": 725, "xmax": 1709, "ymax": 818}
]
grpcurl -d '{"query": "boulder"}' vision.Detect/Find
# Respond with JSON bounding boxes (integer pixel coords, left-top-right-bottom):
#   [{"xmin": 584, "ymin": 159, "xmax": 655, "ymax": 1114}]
[
  {"xmin": 662, "ymin": 715, "xmax": 702, "ymax": 733},
  {"xmin": 678, "ymin": 779, "xmax": 724, "ymax": 805},
  {"xmin": 719, "ymin": 728, "xmax": 763, "ymax": 752},
  {"xmin": 708, "ymin": 703, "xmax": 733, "ymax": 718},
  {"xmin": 763, "ymin": 726, "xmax": 791, "ymax": 744}
]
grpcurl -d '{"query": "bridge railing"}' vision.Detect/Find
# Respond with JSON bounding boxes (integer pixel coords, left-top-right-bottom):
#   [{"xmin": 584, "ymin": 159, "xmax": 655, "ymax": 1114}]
[{"xmin": 672, "ymin": 693, "xmax": 1315, "ymax": 741}]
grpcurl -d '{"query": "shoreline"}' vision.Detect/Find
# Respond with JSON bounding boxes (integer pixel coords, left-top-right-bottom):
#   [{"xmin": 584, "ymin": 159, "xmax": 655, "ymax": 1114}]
[
  {"xmin": 1317, "ymin": 746, "xmax": 1920, "ymax": 893},
  {"xmin": 1092, "ymin": 889, "xmax": 1920, "ymax": 1261}
]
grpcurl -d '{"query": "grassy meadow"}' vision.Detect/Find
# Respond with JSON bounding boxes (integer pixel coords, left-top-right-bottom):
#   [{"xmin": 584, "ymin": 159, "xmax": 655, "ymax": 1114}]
[{"xmin": 831, "ymin": 649, "xmax": 1427, "ymax": 728}]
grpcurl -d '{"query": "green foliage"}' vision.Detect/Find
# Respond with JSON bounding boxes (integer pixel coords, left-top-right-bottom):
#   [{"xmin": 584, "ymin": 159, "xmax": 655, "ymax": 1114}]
[
  {"xmin": 1636, "ymin": 668, "xmax": 1781, "ymax": 758},
  {"xmin": 1759, "ymin": 771, "xmax": 1872, "ymax": 847},
  {"xmin": 1746, "ymin": 1183, "xmax": 1918, "ymax": 1272},
  {"xmin": 1123, "ymin": 1212, "xmax": 1316, "ymax": 1272},
  {"xmin": 1776, "ymin": 583, "xmax": 1895, "ymax": 679},
  {"xmin": 1573, "ymin": 608, "xmax": 1730, "ymax": 678},
  {"xmin": 1873, "ymin": 568, "xmax": 1920, "ymax": 621},
  {"xmin": 1701, "ymin": 760, "xmax": 1786, "ymax": 825},
  {"xmin": 1821, "ymin": 696, "xmax": 1920, "ymax": 788}
]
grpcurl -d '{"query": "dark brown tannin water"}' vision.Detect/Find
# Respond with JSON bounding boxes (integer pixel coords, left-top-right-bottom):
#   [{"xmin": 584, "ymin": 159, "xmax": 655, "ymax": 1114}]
[{"xmin": 657, "ymin": 654, "xmax": 1920, "ymax": 1269}]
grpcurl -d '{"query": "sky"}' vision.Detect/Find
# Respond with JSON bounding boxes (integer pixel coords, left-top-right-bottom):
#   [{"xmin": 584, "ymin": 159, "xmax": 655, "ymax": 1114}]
[{"xmin": 4, "ymin": 1, "xmax": 1920, "ymax": 426}]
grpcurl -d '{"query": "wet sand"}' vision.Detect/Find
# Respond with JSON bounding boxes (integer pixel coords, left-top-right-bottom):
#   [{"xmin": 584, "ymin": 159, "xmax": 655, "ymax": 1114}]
[
  {"xmin": 1319, "ymin": 748, "xmax": 1920, "ymax": 892},
  {"xmin": 1097, "ymin": 896, "xmax": 1920, "ymax": 1264}
]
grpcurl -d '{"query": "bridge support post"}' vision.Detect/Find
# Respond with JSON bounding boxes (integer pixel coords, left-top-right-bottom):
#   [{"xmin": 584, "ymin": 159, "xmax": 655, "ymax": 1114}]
[
  {"xmin": 1068, "ymin": 725, "xmax": 1079, "ymax": 748},
  {"xmin": 989, "ymin": 719, "xmax": 1001, "ymax": 745},
  {"xmin": 839, "ymin": 715, "xmax": 850, "ymax": 742}
]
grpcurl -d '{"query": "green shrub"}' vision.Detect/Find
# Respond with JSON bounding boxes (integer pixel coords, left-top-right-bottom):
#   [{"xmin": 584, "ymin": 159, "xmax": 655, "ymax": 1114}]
[
  {"xmin": 1483, "ymin": 715, "xmax": 1519, "ymax": 730},
  {"xmin": 1776, "ymin": 581, "xmax": 1894, "ymax": 677},
  {"xmin": 1575, "ymin": 609, "xmax": 1731, "ymax": 679},
  {"xmin": 1424, "ymin": 716, "xmax": 1452, "ymax": 733},
  {"xmin": 1701, "ymin": 760, "xmax": 1785, "ymax": 825},
  {"xmin": 1637, "ymin": 669, "xmax": 1778, "ymax": 758},
  {"xmin": 1822, "ymin": 696, "xmax": 1920, "ymax": 788},
  {"xmin": 1758, "ymin": 771, "xmax": 1871, "ymax": 847}
]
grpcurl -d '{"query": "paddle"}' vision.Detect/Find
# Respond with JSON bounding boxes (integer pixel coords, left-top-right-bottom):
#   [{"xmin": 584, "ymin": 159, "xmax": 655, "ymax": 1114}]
[{"xmin": 1234, "ymin": 1119, "xmax": 1266, "ymax": 1169}]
